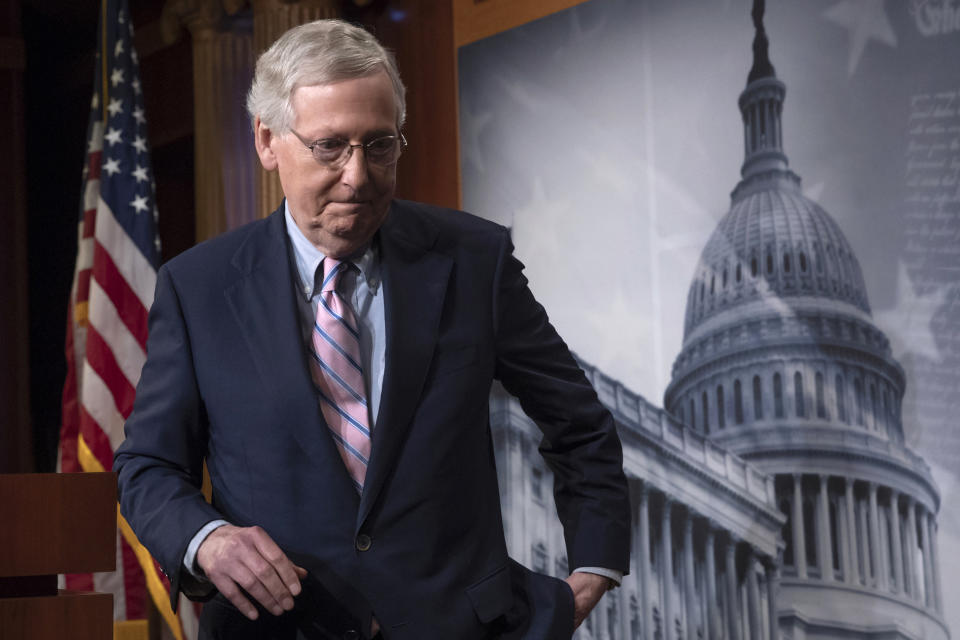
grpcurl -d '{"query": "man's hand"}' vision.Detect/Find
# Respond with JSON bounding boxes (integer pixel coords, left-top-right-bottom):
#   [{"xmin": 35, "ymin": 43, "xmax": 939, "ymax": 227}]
[
  {"xmin": 196, "ymin": 524, "xmax": 307, "ymax": 620},
  {"xmin": 564, "ymin": 572, "xmax": 611, "ymax": 629}
]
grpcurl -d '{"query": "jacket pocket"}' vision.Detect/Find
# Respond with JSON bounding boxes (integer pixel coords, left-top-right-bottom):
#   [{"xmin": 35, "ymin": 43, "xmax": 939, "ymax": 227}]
[{"xmin": 465, "ymin": 564, "xmax": 513, "ymax": 624}]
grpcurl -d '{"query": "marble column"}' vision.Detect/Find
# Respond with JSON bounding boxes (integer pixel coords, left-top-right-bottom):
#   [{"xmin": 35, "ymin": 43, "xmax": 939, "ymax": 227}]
[
  {"xmin": 920, "ymin": 506, "xmax": 934, "ymax": 609},
  {"xmin": 639, "ymin": 487, "xmax": 652, "ymax": 640},
  {"xmin": 683, "ymin": 514, "xmax": 698, "ymax": 640},
  {"xmin": 930, "ymin": 515, "xmax": 943, "ymax": 613},
  {"xmin": 791, "ymin": 474, "xmax": 807, "ymax": 578},
  {"xmin": 662, "ymin": 499, "xmax": 674, "ymax": 640},
  {"xmin": 162, "ymin": 0, "xmax": 256, "ymax": 241},
  {"xmin": 836, "ymin": 490, "xmax": 850, "ymax": 584},
  {"xmin": 817, "ymin": 475, "xmax": 833, "ymax": 581},
  {"xmin": 746, "ymin": 551, "xmax": 761, "ymax": 640},
  {"xmin": 858, "ymin": 499, "xmax": 872, "ymax": 586},
  {"xmin": 889, "ymin": 490, "xmax": 904, "ymax": 594},
  {"xmin": 868, "ymin": 483, "xmax": 885, "ymax": 590},
  {"xmin": 844, "ymin": 479, "xmax": 858, "ymax": 584},
  {"xmin": 725, "ymin": 538, "xmax": 742, "ymax": 640},
  {"xmin": 250, "ymin": 0, "xmax": 340, "ymax": 219},
  {"xmin": 765, "ymin": 561, "xmax": 778, "ymax": 640},
  {"xmin": 705, "ymin": 528, "xmax": 719, "ymax": 640},
  {"xmin": 906, "ymin": 498, "xmax": 920, "ymax": 600}
]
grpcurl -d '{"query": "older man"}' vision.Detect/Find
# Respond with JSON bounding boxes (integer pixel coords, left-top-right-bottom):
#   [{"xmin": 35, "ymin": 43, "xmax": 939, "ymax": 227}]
[{"xmin": 115, "ymin": 19, "xmax": 629, "ymax": 640}]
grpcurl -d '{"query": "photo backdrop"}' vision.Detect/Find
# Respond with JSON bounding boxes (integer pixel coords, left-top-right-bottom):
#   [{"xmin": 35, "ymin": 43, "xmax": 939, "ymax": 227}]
[{"xmin": 459, "ymin": 0, "xmax": 959, "ymax": 635}]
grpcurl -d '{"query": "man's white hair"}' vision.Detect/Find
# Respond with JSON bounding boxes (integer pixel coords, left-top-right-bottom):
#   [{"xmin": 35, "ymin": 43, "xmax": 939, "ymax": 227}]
[{"xmin": 246, "ymin": 19, "xmax": 406, "ymax": 134}]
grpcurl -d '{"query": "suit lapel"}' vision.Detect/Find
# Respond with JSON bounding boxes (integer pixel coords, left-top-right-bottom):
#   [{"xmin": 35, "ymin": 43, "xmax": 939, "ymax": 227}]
[
  {"xmin": 223, "ymin": 208, "xmax": 357, "ymax": 497},
  {"xmin": 357, "ymin": 202, "xmax": 452, "ymax": 528}
]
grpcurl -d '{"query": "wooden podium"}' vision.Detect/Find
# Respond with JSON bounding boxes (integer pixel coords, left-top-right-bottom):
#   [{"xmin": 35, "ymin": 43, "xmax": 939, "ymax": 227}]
[{"xmin": 0, "ymin": 473, "xmax": 117, "ymax": 639}]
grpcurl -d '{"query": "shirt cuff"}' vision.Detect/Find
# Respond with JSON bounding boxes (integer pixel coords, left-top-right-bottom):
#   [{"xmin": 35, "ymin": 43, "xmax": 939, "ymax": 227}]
[
  {"xmin": 572, "ymin": 567, "xmax": 623, "ymax": 588},
  {"xmin": 183, "ymin": 519, "xmax": 230, "ymax": 580}
]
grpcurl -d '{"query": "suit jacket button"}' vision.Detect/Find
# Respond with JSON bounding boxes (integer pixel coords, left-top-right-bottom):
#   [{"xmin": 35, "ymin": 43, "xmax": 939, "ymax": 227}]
[
  {"xmin": 356, "ymin": 533, "xmax": 372, "ymax": 552},
  {"xmin": 343, "ymin": 631, "xmax": 359, "ymax": 640}
]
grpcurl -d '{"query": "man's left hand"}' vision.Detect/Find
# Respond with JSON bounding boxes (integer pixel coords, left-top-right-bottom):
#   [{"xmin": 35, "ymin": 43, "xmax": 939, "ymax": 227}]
[{"xmin": 564, "ymin": 572, "xmax": 611, "ymax": 629}]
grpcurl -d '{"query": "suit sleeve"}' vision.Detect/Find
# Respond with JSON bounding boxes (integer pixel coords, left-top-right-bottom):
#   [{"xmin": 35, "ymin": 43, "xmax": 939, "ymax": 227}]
[
  {"xmin": 114, "ymin": 264, "xmax": 225, "ymax": 608},
  {"xmin": 491, "ymin": 233, "xmax": 631, "ymax": 575}
]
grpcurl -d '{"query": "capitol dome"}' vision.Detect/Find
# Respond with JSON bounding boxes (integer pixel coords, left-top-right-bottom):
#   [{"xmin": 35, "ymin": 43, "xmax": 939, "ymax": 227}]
[
  {"xmin": 663, "ymin": 3, "xmax": 947, "ymax": 637},
  {"xmin": 683, "ymin": 181, "xmax": 872, "ymax": 342}
]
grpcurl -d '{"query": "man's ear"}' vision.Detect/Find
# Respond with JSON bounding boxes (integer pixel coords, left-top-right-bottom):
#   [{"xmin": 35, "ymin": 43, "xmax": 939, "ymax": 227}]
[{"xmin": 254, "ymin": 117, "xmax": 278, "ymax": 171}]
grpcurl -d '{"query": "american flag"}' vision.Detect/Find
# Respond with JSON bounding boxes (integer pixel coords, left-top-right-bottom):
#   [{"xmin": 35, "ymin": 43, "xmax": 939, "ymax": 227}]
[{"xmin": 59, "ymin": 0, "xmax": 198, "ymax": 638}]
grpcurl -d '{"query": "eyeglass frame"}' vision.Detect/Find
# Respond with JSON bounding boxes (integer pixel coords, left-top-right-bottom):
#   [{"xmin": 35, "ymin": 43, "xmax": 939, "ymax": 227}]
[{"xmin": 288, "ymin": 128, "xmax": 408, "ymax": 169}]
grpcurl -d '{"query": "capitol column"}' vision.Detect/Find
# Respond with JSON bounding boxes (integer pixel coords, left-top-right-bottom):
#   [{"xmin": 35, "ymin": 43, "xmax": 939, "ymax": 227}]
[
  {"xmin": 745, "ymin": 550, "xmax": 761, "ymax": 640},
  {"xmin": 683, "ymin": 513, "xmax": 698, "ymax": 640},
  {"xmin": 868, "ymin": 483, "xmax": 885, "ymax": 590},
  {"xmin": 920, "ymin": 506, "xmax": 934, "ymax": 609},
  {"xmin": 704, "ymin": 527, "xmax": 719, "ymax": 640},
  {"xmin": 725, "ymin": 536, "xmax": 742, "ymax": 640},
  {"xmin": 817, "ymin": 475, "xmax": 833, "ymax": 581},
  {"xmin": 906, "ymin": 498, "xmax": 920, "ymax": 600},
  {"xmin": 791, "ymin": 474, "xmax": 807, "ymax": 578},
  {"xmin": 662, "ymin": 498, "xmax": 675, "ymax": 640},
  {"xmin": 858, "ymin": 499, "xmax": 873, "ymax": 586},
  {"xmin": 638, "ymin": 486, "xmax": 652, "ymax": 640},
  {"xmin": 888, "ymin": 490, "xmax": 904, "ymax": 594},
  {"xmin": 764, "ymin": 560, "xmax": 779, "ymax": 640},
  {"xmin": 251, "ymin": 0, "xmax": 339, "ymax": 219},
  {"xmin": 844, "ymin": 479, "xmax": 858, "ymax": 584},
  {"xmin": 929, "ymin": 515, "xmax": 942, "ymax": 613},
  {"xmin": 836, "ymin": 486, "xmax": 850, "ymax": 583}
]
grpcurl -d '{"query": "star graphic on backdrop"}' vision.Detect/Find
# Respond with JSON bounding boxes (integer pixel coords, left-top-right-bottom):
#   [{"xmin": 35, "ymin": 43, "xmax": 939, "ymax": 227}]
[
  {"xmin": 511, "ymin": 177, "xmax": 571, "ymax": 258},
  {"xmin": 131, "ymin": 49, "xmax": 138, "ymax": 65},
  {"xmin": 130, "ymin": 195, "xmax": 149, "ymax": 214},
  {"xmin": 90, "ymin": 93, "xmax": 99, "ymax": 110},
  {"xmin": 111, "ymin": 67, "xmax": 125, "ymax": 87},
  {"xmin": 874, "ymin": 262, "xmax": 946, "ymax": 362},
  {"xmin": 132, "ymin": 165, "xmax": 149, "ymax": 183},
  {"xmin": 498, "ymin": 76, "xmax": 548, "ymax": 114},
  {"xmin": 583, "ymin": 150, "xmax": 637, "ymax": 197},
  {"xmin": 131, "ymin": 78, "xmax": 141, "ymax": 94},
  {"xmin": 132, "ymin": 107, "xmax": 145, "ymax": 124},
  {"xmin": 460, "ymin": 105, "xmax": 492, "ymax": 173},
  {"xmin": 132, "ymin": 135, "xmax": 147, "ymax": 153},
  {"xmin": 803, "ymin": 181, "xmax": 826, "ymax": 203},
  {"xmin": 104, "ymin": 128, "xmax": 123, "ymax": 146},
  {"xmin": 103, "ymin": 158, "xmax": 121, "ymax": 176},
  {"xmin": 114, "ymin": 39, "xmax": 124, "ymax": 56},
  {"xmin": 823, "ymin": 0, "xmax": 897, "ymax": 76},
  {"xmin": 107, "ymin": 98, "xmax": 123, "ymax": 116}
]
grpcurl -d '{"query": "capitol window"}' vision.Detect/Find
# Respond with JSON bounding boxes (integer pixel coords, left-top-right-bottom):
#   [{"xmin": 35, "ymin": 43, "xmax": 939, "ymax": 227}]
[
  {"xmin": 734, "ymin": 379, "xmax": 744, "ymax": 425},
  {"xmin": 774, "ymin": 373, "xmax": 784, "ymax": 418},
  {"xmin": 753, "ymin": 375, "xmax": 763, "ymax": 420},
  {"xmin": 816, "ymin": 372, "xmax": 826, "ymax": 419},
  {"xmin": 717, "ymin": 385, "xmax": 726, "ymax": 429},
  {"xmin": 836, "ymin": 375, "xmax": 847, "ymax": 423},
  {"xmin": 795, "ymin": 372, "xmax": 806, "ymax": 418}
]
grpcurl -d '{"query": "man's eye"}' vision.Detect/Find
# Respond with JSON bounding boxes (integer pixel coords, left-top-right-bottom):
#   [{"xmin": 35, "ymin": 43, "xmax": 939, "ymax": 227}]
[
  {"xmin": 366, "ymin": 137, "xmax": 396, "ymax": 156},
  {"xmin": 314, "ymin": 139, "xmax": 346, "ymax": 152}
]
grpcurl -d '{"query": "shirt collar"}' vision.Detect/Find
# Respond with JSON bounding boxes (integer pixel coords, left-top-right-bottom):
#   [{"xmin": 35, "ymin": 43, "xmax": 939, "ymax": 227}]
[{"xmin": 284, "ymin": 200, "xmax": 379, "ymax": 300}]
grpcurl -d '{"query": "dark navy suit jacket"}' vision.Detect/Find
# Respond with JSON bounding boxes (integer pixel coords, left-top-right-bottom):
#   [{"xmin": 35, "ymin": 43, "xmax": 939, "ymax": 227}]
[{"xmin": 114, "ymin": 201, "xmax": 630, "ymax": 640}]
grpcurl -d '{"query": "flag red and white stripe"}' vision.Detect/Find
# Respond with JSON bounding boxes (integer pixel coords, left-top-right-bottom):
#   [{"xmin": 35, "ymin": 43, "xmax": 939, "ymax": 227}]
[{"xmin": 59, "ymin": 0, "xmax": 199, "ymax": 637}]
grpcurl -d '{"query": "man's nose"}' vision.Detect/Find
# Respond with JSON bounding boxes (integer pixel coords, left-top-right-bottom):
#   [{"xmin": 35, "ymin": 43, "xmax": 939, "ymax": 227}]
[{"xmin": 340, "ymin": 146, "xmax": 370, "ymax": 190}]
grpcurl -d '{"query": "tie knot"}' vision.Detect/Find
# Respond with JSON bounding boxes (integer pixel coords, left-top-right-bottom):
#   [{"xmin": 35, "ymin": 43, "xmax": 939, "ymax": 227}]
[{"xmin": 321, "ymin": 258, "xmax": 347, "ymax": 294}]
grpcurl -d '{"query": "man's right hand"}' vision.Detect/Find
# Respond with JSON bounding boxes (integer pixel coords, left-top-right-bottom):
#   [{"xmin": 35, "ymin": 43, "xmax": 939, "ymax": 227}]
[{"xmin": 196, "ymin": 524, "xmax": 307, "ymax": 620}]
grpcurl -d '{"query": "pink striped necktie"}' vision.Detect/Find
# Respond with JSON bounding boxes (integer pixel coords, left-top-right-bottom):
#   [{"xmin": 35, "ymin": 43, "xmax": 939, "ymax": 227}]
[{"xmin": 309, "ymin": 258, "xmax": 371, "ymax": 493}]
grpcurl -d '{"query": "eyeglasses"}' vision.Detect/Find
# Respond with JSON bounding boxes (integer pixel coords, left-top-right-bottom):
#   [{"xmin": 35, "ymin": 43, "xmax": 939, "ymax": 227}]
[{"xmin": 289, "ymin": 129, "xmax": 407, "ymax": 169}]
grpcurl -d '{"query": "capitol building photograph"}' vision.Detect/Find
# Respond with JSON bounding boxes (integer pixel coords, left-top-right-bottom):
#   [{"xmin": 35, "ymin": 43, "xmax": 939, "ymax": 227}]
[{"xmin": 473, "ymin": 2, "xmax": 954, "ymax": 638}]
